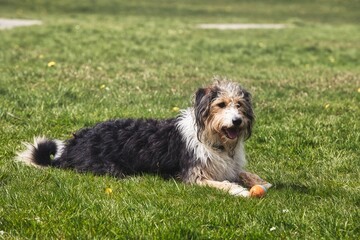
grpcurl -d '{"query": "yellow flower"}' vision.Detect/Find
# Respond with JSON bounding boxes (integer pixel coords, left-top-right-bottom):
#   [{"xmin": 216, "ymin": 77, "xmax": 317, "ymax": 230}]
[
  {"xmin": 172, "ymin": 107, "xmax": 180, "ymax": 112},
  {"xmin": 324, "ymin": 104, "xmax": 330, "ymax": 109},
  {"xmin": 47, "ymin": 61, "xmax": 56, "ymax": 67},
  {"xmin": 357, "ymin": 88, "xmax": 360, "ymax": 93},
  {"xmin": 100, "ymin": 84, "xmax": 110, "ymax": 91},
  {"xmin": 105, "ymin": 187, "xmax": 113, "ymax": 195}
]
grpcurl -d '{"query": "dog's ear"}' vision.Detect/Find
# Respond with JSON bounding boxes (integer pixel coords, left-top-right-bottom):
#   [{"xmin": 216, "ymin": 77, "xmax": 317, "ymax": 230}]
[
  {"xmin": 194, "ymin": 87, "xmax": 218, "ymax": 140},
  {"xmin": 241, "ymin": 88, "xmax": 255, "ymax": 140}
]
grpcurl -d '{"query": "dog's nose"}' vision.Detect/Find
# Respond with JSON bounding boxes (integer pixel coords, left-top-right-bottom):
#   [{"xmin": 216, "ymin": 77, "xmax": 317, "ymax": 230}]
[{"xmin": 232, "ymin": 117, "xmax": 242, "ymax": 126}]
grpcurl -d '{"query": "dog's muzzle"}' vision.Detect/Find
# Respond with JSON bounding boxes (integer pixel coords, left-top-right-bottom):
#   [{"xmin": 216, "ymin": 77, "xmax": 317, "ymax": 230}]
[
  {"xmin": 222, "ymin": 126, "xmax": 240, "ymax": 139},
  {"xmin": 221, "ymin": 117, "xmax": 242, "ymax": 140}
]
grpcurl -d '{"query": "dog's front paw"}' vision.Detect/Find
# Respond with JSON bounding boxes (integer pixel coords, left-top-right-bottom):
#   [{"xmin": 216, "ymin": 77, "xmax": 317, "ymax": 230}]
[
  {"xmin": 239, "ymin": 172, "xmax": 272, "ymax": 189},
  {"xmin": 229, "ymin": 186, "xmax": 250, "ymax": 197}
]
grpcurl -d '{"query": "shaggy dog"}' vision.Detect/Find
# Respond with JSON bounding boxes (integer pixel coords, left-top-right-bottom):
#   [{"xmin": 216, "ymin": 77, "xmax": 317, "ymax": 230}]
[{"xmin": 16, "ymin": 79, "xmax": 271, "ymax": 197}]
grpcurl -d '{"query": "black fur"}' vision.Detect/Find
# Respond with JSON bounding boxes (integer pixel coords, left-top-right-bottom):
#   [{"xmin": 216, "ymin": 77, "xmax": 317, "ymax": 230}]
[{"xmin": 41, "ymin": 118, "xmax": 194, "ymax": 180}]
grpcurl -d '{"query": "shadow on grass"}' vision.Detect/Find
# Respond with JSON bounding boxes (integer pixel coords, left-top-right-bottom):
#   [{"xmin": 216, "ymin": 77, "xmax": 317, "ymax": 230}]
[
  {"xmin": 274, "ymin": 182, "xmax": 313, "ymax": 194},
  {"xmin": 273, "ymin": 182, "xmax": 359, "ymax": 204},
  {"xmin": 0, "ymin": 172, "xmax": 11, "ymax": 187}
]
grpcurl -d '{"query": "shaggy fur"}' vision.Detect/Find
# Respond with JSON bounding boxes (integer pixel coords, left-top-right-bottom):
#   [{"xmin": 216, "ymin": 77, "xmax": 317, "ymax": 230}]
[{"xmin": 16, "ymin": 79, "xmax": 271, "ymax": 197}]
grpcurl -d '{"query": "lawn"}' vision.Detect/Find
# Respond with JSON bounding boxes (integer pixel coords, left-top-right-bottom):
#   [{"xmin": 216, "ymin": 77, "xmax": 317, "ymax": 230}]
[{"xmin": 0, "ymin": 0, "xmax": 359, "ymax": 239}]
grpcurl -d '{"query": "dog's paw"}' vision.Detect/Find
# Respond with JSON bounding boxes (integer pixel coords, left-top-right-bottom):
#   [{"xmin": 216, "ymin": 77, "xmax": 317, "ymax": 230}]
[{"xmin": 229, "ymin": 186, "xmax": 250, "ymax": 197}]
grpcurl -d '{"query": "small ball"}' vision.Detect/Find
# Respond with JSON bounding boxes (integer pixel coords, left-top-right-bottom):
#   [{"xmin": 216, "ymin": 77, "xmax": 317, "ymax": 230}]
[{"xmin": 250, "ymin": 185, "xmax": 267, "ymax": 198}]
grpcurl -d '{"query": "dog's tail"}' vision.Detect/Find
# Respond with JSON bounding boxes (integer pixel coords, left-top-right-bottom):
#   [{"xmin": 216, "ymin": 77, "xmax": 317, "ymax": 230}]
[{"xmin": 16, "ymin": 137, "xmax": 64, "ymax": 167}]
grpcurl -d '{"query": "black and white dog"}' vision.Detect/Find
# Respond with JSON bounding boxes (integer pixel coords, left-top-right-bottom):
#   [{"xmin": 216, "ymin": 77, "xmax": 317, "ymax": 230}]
[{"xmin": 17, "ymin": 80, "xmax": 271, "ymax": 197}]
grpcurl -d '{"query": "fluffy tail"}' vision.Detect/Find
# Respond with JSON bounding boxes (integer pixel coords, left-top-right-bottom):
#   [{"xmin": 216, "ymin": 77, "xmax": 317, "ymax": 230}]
[{"xmin": 16, "ymin": 137, "xmax": 64, "ymax": 167}]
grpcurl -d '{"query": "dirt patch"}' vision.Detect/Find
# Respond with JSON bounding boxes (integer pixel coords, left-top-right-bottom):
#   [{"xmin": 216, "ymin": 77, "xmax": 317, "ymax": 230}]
[
  {"xmin": 0, "ymin": 18, "xmax": 42, "ymax": 29},
  {"xmin": 197, "ymin": 23, "xmax": 287, "ymax": 30}
]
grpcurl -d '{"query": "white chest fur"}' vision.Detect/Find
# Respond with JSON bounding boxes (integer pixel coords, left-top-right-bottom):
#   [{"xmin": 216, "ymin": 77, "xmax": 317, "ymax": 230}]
[{"xmin": 177, "ymin": 109, "xmax": 247, "ymax": 182}]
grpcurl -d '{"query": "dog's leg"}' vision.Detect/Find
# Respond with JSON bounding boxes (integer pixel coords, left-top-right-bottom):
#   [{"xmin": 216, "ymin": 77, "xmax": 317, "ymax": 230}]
[
  {"xmin": 197, "ymin": 179, "xmax": 250, "ymax": 197},
  {"xmin": 238, "ymin": 171, "xmax": 272, "ymax": 189}
]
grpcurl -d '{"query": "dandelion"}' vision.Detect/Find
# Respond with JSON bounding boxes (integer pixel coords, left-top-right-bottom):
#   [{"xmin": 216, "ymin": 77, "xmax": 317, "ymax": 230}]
[
  {"xmin": 105, "ymin": 187, "xmax": 113, "ymax": 195},
  {"xmin": 357, "ymin": 88, "xmax": 360, "ymax": 93},
  {"xmin": 172, "ymin": 107, "xmax": 180, "ymax": 113},
  {"xmin": 270, "ymin": 227, "xmax": 277, "ymax": 231},
  {"xmin": 100, "ymin": 84, "xmax": 110, "ymax": 91},
  {"xmin": 324, "ymin": 104, "xmax": 330, "ymax": 109},
  {"xmin": 47, "ymin": 61, "xmax": 56, "ymax": 67}
]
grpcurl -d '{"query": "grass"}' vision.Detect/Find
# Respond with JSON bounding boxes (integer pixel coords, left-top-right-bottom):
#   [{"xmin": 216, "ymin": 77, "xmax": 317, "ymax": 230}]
[{"xmin": 0, "ymin": 0, "xmax": 359, "ymax": 239}]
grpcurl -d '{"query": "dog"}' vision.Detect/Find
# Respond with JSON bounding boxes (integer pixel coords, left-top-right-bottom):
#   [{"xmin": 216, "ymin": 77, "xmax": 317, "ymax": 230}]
[{"xmin": 16, "ymin": 79, "xmax": 271, "ymax": 197}]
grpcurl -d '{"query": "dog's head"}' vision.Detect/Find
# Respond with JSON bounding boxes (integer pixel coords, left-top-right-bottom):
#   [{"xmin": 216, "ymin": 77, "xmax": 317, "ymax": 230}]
[{"xmin": 194, "ymin": 80, "xmax": 254, "ymax": 149}]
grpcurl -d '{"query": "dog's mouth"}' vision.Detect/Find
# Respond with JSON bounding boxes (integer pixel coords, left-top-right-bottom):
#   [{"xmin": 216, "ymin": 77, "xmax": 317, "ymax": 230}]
[{"xmin": 222, "ymin": 126, "xmax": 240, "ymax": 140}]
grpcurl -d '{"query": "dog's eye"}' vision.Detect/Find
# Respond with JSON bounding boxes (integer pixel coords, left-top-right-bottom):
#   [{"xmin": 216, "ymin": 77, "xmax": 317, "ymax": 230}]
[
  {"xmin": 236, "ymin": 101, "xmax": 241, "ymax": 108},
  {"xmin": 217, "ymin": 102, "xmax": 226, "ymax": 108}
]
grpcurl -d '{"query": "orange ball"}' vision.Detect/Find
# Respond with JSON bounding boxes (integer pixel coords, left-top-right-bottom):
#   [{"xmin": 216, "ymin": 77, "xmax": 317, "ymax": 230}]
[{"xmin": 250, "ymin": 185, "xmax": 267, "ymax": 198}]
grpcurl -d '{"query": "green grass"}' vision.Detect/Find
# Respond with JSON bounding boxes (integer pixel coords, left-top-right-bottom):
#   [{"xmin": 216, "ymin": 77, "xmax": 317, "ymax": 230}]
[{"xmin": 0, "ymin": 0, "xmax": 359, "ymax": 239}]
